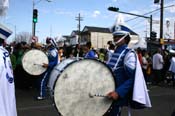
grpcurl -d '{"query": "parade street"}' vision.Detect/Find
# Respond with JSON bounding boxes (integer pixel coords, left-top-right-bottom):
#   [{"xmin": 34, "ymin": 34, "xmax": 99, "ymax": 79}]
[{"xmin": 16, "ymin": 85, "xmax": 175, "ymax": 116}]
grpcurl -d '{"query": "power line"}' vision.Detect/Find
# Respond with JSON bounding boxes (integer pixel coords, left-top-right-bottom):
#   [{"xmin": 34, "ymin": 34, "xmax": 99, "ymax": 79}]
[
  {"xmin": 125, "ymin": 4, "xmax": 175, "ymax": 22},
  {"xmin": 131, "ymin": 12, "xmax": 160, "ymax": 30}
]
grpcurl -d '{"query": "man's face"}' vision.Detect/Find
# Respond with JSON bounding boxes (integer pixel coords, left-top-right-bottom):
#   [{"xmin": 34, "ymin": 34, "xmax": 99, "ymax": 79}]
[{"xmin": 113, "ymin": 35, "xmax": 125, "ymax": 46}]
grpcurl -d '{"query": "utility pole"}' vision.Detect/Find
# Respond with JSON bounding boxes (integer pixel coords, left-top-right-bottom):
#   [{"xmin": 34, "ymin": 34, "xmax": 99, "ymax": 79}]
[
  {"xmin": 150, "ymin": 15, "xmax": 152, "ymax": 38},
  {"xmin": 174, "ymin": 21, "xmax": 175, "ymax": 39},
  {"xmin": 75, "ymin": 13, "xmax": 83, "ymax": 44},
  {"xmin": 160, "ymin": 0, "xmax": 164, "ymax": 39}
]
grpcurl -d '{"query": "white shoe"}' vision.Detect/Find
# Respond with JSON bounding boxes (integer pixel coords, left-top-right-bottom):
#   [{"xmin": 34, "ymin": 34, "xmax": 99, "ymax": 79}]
[{"xmin": 36, "ymin": 96, "xmax": 45, "ymax": 100}]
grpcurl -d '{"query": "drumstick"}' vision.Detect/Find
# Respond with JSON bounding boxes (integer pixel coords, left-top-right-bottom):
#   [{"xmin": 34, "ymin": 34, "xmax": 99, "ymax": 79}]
[
  {"xmin": 33, "ymin": 63, "xmax": 43, "ymax": 66},
  {"xmin": 89, "ymin": 93, "xmax": 107, "ymax": 98}
]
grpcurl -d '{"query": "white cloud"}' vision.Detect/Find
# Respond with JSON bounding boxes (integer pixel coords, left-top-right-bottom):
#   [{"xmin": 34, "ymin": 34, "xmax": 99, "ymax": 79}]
[
  {"xmin": 54, "ymin": 9, "xmax": 75, "ymax": 17},
  {"xmin": 92, "ymin": 10, "xmax": 101, "ymax": 18},
  {"xmin": 164, "ymin": 1, "xmax": 175, "ymax": 13},
  {"xmin": 169, "ymin": 5, "xmax": 175, "ymax": 13}
]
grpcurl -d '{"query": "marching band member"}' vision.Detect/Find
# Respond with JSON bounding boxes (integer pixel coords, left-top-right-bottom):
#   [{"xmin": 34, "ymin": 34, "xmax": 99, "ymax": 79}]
[
  {"xmin": 0, "ymin": 24, "xmax": 17, "ymax": 116},
  {"xmin": 37, "ymin": 37, "xmax": 58, "ymax": 100},
  {"xmin": 105, "ymin": 30, "xmax": 136, "ymax": 116},
  {"xmin": 105, "ymin": 28, "xmax": 152, "ymax": 116},
  {"xmin": 105, "ymin": 28, "xmax": 151, "ymax": 116}
]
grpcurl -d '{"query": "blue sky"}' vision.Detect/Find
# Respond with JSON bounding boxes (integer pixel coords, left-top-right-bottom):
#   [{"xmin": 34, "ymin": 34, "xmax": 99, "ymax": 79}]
[{"xmin": 1, "ymin": 0, "xmax": 175, "ymax": 43}]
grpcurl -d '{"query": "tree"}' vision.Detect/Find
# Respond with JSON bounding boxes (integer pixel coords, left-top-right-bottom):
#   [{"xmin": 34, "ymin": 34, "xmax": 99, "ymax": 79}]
[{"xmin": 14, "ymin": 32, "xmax": 32, "ymax": 44}]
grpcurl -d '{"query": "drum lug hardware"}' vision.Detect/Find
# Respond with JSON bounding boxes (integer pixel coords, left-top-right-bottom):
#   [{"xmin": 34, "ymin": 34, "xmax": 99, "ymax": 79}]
[{"xmin": 63, "ymin": 73, "xmax": 68, "ymax": 79}]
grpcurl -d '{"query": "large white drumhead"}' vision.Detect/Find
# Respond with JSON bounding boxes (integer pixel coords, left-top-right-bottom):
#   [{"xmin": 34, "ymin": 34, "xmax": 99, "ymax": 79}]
[
  {"xmin": 47, "ymin": 58, "xmax": 77, "ymax": 91},
  {"xmin": 22, "ymin": 49, "xmax": 49, "ymax": 76},
  {"xmin": 54, "ymin": 59, "xmax": 115, "ymax": 116}
]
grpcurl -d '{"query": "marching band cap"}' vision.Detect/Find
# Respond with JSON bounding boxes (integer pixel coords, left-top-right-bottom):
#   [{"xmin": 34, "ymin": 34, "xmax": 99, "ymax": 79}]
[
  {"xmin": 112, "ymin": 30, "xmax": 131, "ymax": 45},
  {"xmin": 113, "ymin": 30, "xmax": 130, "ymax": 37},
  {"xmin": 46, "ymin": 37, "xmax": 57, "ymax": 48},
  {"xmin": 0, "ymin": 23, "xmax": 12, "ymax": 40}
]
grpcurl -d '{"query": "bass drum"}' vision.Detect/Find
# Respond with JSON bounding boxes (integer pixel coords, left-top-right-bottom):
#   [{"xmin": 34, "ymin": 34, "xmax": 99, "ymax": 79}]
[
  {"xmin": 54, "ymin": 59, "xmax": 115, "ymax": 116},
  {"xmin": 47, "ymin": 57, "xmax": 80, "ymax": 96},
  {"xmin": 22, "ymin": 49, "xmax": 48, "ymax": 76}
]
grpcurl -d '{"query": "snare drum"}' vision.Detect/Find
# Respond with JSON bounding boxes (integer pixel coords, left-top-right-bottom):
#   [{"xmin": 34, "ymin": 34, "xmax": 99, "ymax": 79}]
[
  {"xmin": 54, "ymin": 59, "xmax": 115, "ymax": 116},
  {"xmin": 22, "ymin": 49, "xmax": 48, "ymax": 76}
]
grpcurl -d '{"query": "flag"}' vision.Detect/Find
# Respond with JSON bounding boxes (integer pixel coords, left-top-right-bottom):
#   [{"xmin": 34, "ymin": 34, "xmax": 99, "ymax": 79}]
[{"xmin": 132, "ymin": 54, "xmax": 152, "ymax": 108}]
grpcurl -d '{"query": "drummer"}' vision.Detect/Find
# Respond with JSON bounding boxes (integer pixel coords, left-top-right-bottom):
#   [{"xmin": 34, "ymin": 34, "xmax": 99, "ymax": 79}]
[
  {"xmin": 105, "ymin": 30, "xmax": 137, "ymax": 116},
  {"xmin": 37, "ymin": 37, "xmax": 58, "ymax": 100}
]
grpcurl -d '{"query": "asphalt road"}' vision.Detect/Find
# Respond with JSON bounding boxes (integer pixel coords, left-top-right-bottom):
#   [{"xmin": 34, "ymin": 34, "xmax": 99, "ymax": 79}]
[{"xmin": 16, "ymin": 85, "xmax": 175, "ymax": 116}]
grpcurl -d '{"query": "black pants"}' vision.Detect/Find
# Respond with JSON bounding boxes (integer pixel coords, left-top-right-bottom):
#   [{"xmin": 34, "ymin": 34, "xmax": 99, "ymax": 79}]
[
  {"xmin": 103, "ymin": 102, "xmax": 121, "ymax": 116},
  {"xmin": 153, "ymin": 69, "xmax": 163, "ymax": 84}
]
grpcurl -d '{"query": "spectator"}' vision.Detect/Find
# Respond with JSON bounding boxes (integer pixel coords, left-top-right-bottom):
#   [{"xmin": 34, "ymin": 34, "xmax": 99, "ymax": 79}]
[
  {"xmin": 142, "ymin": 50, "xmax": 148, "ymax": 83},
  {"xmin": 105, "ymin": 43, "xmax": 115, "ymax": 62},
  {"xmin": 136, "ymin": 47, "xmax": 143, "ymax": 65},
  {"xmin": 84, "ymin": 41, "xmax": 97, "ymax": 59},
  {"xmin": 152, "ymin": 48, "xmax": 164, "ymax": 85}
]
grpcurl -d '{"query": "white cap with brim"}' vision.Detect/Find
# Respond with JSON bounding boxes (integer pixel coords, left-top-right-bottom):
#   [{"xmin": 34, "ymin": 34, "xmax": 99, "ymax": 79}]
[
  {"xmin": 0, "ymin": 23, "xmax": 12, "ymax": 40},
  {"xmin": 112, "ymin": 30, "xmax": 131, "ymax": 45},
  {"xmin": 113, "ymin": 30, "xmax": 130, "ymax": 36}
]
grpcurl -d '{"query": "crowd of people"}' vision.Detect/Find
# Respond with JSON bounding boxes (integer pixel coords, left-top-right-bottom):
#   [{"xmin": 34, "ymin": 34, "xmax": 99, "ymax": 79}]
[
  {"xmin": 136, "ymin": 47, "xmax": 175, "ymax": 87},
  {"xmin": 3, "ymin": 36, "xmax": 175, "ymax": 93}
]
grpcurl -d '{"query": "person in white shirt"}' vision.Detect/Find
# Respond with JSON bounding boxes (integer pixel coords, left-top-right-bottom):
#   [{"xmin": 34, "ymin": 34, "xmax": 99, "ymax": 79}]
[
  {"xmin": 0, "ymin": 24, "xmax": 17, "ymax": 116},
  {"xmin": 106, "ymin": 43, "xmax": 115, "ymax": 63},
  {"xmin": 152, "ymin": 48, "xmax": 164, "ymax": 85}
]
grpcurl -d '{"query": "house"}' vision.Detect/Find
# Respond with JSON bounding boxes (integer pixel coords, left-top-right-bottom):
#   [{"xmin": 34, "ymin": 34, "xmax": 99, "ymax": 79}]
[
  {"xmin": 62, "ymin": 25, "xmax": 139, "ymax": 49},
  {"xmin": 81, "ymin": 26, "xmax": 113, "ymax": 49},
  {"xmin": 69, "ymin": 30, "xmax": 79, "ymax": 45},
  {"xmin": 62, "ymin": 30, "xmax": 79, "ymax": 46}
]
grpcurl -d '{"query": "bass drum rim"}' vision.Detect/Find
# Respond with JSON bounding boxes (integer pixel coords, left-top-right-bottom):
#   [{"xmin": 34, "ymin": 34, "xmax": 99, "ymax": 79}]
[
  {"xmin": 22, "ymin": 49, "xmax": 49, "ymax": 76},
  {"xmin": 48, "ymin": 57, "xmax": 81, "ymax": 97},
  {"xmin": 53, "ymin": 58, "xmax": 116, "ymax": 116}
]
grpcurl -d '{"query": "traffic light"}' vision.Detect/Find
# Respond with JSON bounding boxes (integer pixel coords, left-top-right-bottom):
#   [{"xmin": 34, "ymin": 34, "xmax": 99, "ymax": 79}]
[
  {"xmin": 33, "ymin": 9, "xmax": 38, "ymax": 23},
  {"xmin": 108, "ymin": 7, "xmax": 119, "ymax": 12},
  {"xmin": 154, "ymin": 0, "xmax": 159, "ymax": 4},
  {"xmin": 150, "ymin": 31, "xmax": 157, "ymax": 41}
]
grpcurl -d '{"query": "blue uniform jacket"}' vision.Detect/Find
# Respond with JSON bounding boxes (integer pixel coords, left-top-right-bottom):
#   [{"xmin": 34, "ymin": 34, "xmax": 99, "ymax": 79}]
[
  {"xmin": 107, "ymin": 44, "xmax": 136, "ymax": 106},
  {"xmin": 85, "ymin": 50, "xmax": 96, "ymax": 59},
  {"xmin": 47, "ymin": 47, "xmax": 58, "ymax": 71}
]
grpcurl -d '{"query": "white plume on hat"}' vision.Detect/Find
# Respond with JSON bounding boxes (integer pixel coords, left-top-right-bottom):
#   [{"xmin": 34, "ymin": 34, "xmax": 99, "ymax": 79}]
[
  {"xmin": 0, "ymin": 0, "xmax": 9, "ymax": 16},
  {"xmin": 0, "ymin": 23, "xmax": 12, "ymax": 40}
]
